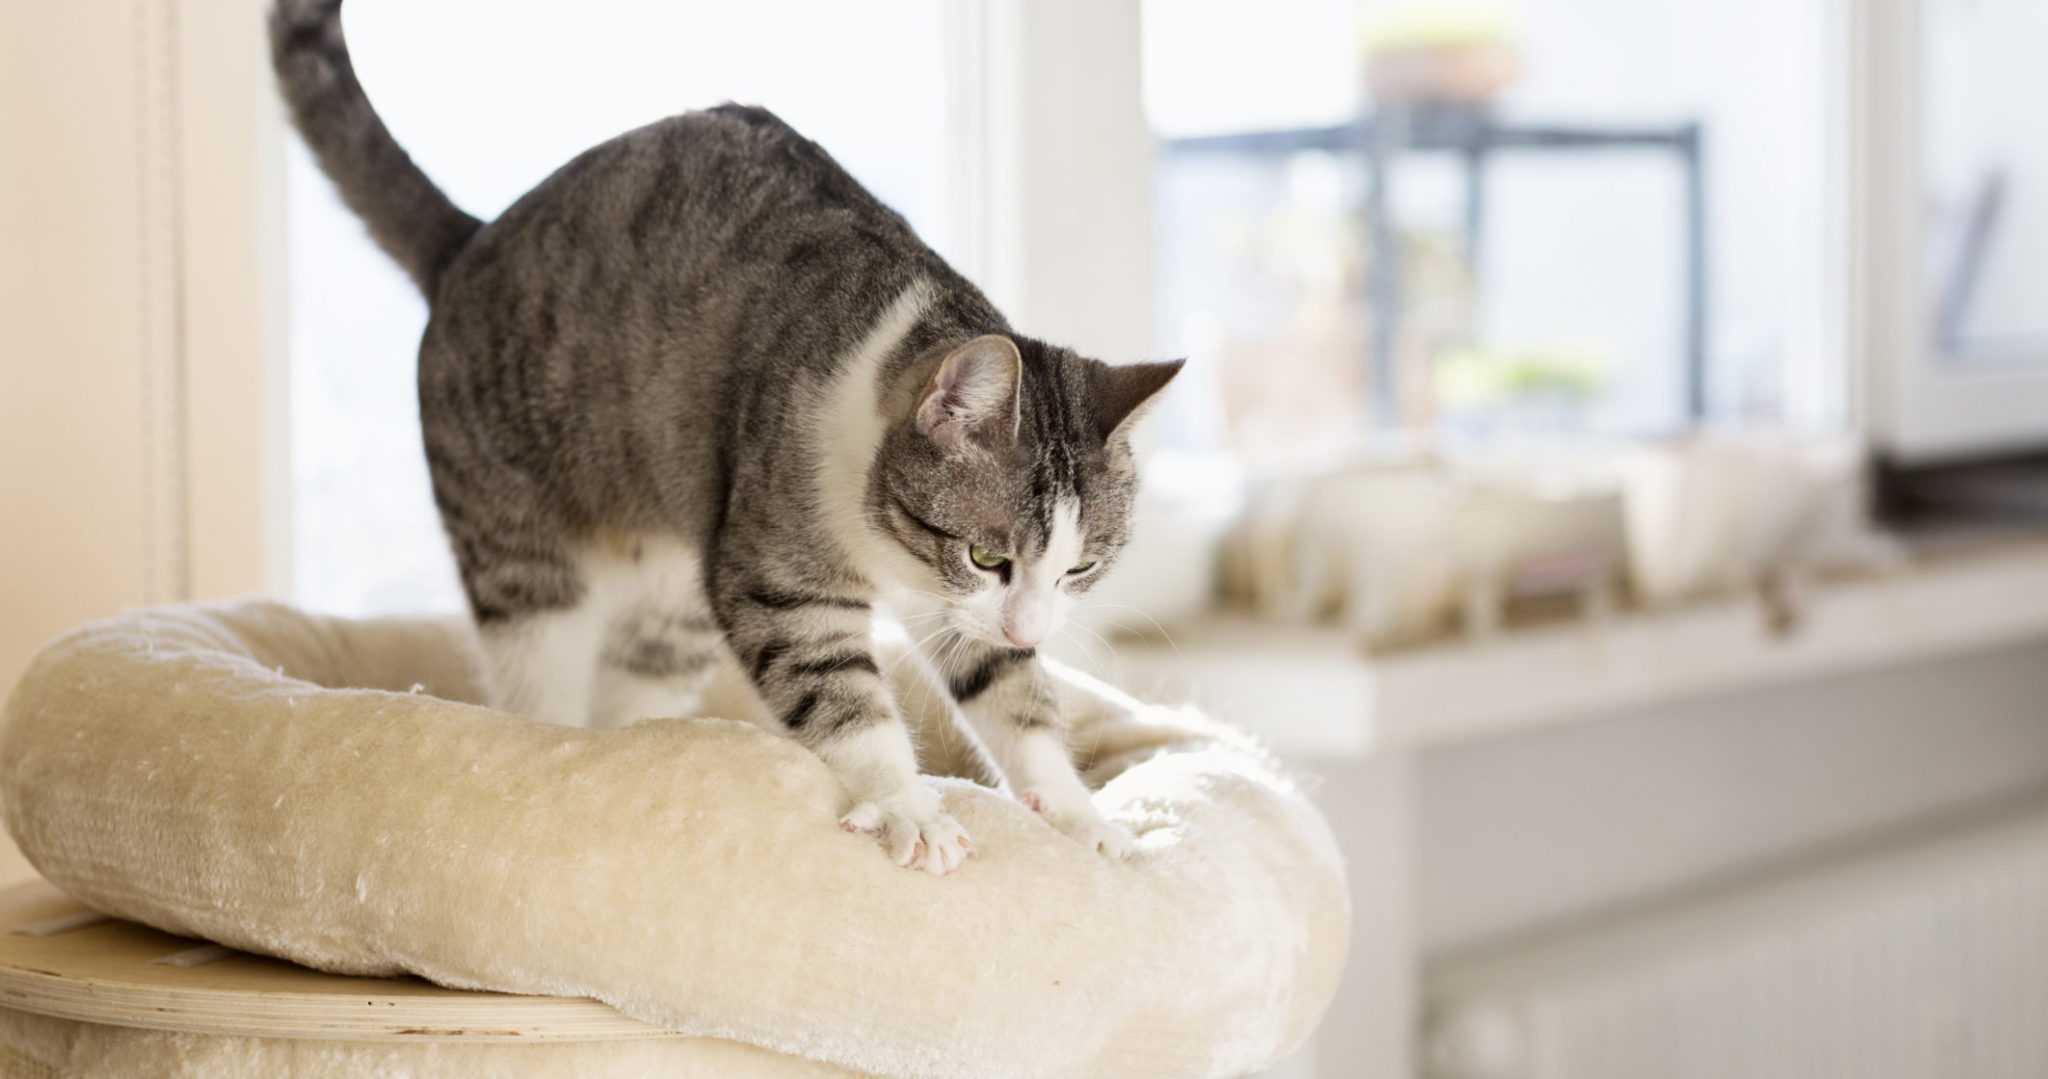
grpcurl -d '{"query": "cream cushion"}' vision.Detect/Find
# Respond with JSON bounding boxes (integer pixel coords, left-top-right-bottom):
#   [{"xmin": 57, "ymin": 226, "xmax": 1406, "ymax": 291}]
[{"xmin": 0, "ymin": 601, "xmax": 1347, "ymax": 1078}]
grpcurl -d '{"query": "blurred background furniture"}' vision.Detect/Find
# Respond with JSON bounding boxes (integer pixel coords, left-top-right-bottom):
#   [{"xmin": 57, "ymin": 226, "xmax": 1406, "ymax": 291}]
[{"xmin": 1162, "ymin": 102, "xmax": 1708, "ymax": 425}]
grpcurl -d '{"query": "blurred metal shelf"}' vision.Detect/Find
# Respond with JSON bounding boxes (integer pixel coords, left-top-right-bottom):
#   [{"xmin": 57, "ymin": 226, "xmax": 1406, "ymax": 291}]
[
  {"xmin": 1160, "ymin": 101, "xmax": 1709, "ymax": 423},
  {"xmin": 1105, "ymin": 538, "xmax": 2048, "ymax": 758}
]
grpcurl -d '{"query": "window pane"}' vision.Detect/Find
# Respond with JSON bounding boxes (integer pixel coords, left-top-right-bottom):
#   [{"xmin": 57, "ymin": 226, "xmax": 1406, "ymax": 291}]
[
  {"xmin": 288, "ymin": 0, "xmax": 958, "ymax": 616},
  {"xmin": 1145, "ymin": 0, "xmax": 1831, "ymax": 458},
  {"xmin": 1922, "ymin": 0, "xmax": 2048, "ymax": 365}
]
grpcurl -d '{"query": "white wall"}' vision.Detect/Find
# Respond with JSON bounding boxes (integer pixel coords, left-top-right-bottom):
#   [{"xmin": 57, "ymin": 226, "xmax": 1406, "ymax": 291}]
[
  {"xmin": 1294, "ymin": 752, "xmax": 1417, "ymax": 1079},
  {"xmin": 1416, "ymin": 636, "xmax": 2048, "ymax": 955}
]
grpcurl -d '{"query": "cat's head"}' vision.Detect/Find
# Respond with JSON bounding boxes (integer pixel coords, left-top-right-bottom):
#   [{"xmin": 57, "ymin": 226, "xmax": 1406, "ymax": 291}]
[{"xmin": 873, "ymin": 335, "xmax": 1181, "ymax": 650}]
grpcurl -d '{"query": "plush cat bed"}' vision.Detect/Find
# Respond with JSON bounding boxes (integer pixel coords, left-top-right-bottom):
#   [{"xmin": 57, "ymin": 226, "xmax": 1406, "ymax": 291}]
[{"xmin": 0, "ymin": 601, "xmax": 1347, "ymax": 1078}]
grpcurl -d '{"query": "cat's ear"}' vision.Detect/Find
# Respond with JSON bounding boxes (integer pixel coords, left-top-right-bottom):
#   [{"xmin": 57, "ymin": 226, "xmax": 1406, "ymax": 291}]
[
  {"xmin": 916, "ymin": 335, "xmax": 1023, "ymax": 450},
  {"xmin": 1089, "ymin": 358, "xmax": 1184, "ymax": 442}
]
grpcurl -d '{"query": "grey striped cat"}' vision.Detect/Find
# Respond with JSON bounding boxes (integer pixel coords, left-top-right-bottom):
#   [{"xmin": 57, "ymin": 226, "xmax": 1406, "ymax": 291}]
[{"xmin": 272, "ymin": 1, "xmax": 1179, "ymax": 874}]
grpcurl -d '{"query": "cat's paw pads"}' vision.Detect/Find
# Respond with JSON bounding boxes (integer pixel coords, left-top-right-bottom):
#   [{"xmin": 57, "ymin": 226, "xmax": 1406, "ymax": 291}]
[
  {"xmin": 840, "ymin": 802, "xmax": 973, "ymax": 876},
  {"xmin": 1019, "ymin": 789, "xmax": 1135, "ymax": 860}
]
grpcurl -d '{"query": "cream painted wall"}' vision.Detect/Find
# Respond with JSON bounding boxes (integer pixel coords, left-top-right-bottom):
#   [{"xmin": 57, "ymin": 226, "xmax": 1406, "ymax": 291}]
[
  {"xmin": 0, "ymin": 0, "xmax": 277, "ymax": 885},
  {"xmin": 2, "ymin": 4, "xmax": 158, "ymax": 694}
]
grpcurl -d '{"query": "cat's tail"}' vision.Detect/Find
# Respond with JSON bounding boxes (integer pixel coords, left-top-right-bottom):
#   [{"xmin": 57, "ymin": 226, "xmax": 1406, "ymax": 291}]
[{"xmin": 269, "ymin": 0, "xmax": 481, "ymax": 297}]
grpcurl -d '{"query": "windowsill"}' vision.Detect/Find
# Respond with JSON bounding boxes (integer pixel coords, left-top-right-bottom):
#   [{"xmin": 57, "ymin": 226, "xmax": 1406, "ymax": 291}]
[{"xmin": 1096, "ymin": 535, "xmax": 2048, "ymax": 759}]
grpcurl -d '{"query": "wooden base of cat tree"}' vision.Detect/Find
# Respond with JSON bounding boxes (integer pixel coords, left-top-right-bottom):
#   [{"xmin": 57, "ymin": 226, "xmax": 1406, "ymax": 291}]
[
  {"xmin": 0, "ymin": 879, "xmax": 671, "ymax": 1043},
  {"xmin": 0, "ymin": 879, "xmax": 881, "ymax": 1077},
  {"xmin": 0, "ymin": 880, "xmax": 876, "ymax": 1076}
]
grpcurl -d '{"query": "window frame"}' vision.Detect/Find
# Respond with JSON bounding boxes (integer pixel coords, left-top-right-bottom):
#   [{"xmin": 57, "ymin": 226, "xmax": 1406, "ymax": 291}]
[{"xmin": 1851, "ymin": 0, "xmax": 2048, "ymax": 464}]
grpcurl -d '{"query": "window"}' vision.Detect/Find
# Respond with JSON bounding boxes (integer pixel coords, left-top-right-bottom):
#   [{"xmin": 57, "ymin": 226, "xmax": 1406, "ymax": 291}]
[
  {"xmin": 1920, "ymin": 0, "xmax": 2048, "ymax": 366},
  {"xmin": 1858, "ymin": 0, "xmax": 2048, "ymax": 462},
  {"xmin": 287, "ymin": 0, "xmax": 972, "ymax": 616},
  {"xmin": 1144, "ymin": 0, "xmax": 1834, "ymax": 463}
]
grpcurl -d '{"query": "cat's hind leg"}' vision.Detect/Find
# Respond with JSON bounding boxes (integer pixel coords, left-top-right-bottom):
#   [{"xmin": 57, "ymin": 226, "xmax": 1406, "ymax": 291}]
[
  {"xmin": 591, "ymin": 610, "xmax": 724, "ymax": 729},
  {"xmin": 476, "ymin": 602, "xmax": 607, "ymax": 728},
  {"xmin": 588, "ymin": 536, "xmax": 727, "ymax": 729},
  {"xmin": 454, "ymin": 532, "xmax": 606, "ymax": 728},
  {"xmin": 434, "ymin": 439, "xmax": 606, "ymax": 726}
]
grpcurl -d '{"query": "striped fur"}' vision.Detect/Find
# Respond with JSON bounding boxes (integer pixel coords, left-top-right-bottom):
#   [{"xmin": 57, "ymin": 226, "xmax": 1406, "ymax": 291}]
[{"xmin": 269, "ymin": 0, "xmax": 479, "ymax": 294}]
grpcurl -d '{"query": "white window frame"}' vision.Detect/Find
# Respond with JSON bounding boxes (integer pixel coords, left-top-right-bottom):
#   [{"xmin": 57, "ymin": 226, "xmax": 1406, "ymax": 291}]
[
  {"xmin": 976, "ymin": 0, "xmax": 1154, "ymax": 367},
  {"xmin": 1850, "ymin": 0, "xmax": 2048, "ymax": 464}
]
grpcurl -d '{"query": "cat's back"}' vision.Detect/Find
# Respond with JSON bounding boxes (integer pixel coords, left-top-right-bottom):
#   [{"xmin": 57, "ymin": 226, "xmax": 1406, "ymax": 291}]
[
  {"xmin": 439, "ymin": 104, "xmax": 931, "ymax": 315},
  {"xmin": 417, "ymin": 104, "xmax": 950, "ymax": 531}
]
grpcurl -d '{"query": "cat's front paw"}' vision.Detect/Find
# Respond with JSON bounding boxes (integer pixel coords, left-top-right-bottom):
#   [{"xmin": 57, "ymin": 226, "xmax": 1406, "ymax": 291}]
[
  {"xmin": 1019, "ymin": 790, "xmax": 1135, "ymax": 860},
  {"xmin": 841, "ymin": 800, "xmax": 973, "ymax": 876}
]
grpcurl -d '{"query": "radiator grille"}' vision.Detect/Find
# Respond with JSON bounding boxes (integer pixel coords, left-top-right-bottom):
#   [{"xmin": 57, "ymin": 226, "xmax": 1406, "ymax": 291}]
[{"xmin": 1425, "ymin": 802, "xmax": 2048, "ymax": 1079}]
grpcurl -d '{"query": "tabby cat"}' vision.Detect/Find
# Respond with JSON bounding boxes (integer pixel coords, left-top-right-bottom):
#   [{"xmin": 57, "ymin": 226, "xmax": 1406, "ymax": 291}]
[{"xmin": 271, "ymin": 0, "xmax": 1180, "ymax": 874}]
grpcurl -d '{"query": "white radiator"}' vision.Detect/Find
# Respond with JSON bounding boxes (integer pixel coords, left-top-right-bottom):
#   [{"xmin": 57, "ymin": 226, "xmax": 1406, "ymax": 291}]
[{"xmin": 1423, "ymin": 800, "xmax": 2048, "ymax": 1079}]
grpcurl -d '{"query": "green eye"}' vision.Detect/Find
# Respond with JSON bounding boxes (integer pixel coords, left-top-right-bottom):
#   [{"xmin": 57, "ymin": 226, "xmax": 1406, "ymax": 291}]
[
  {"xmin": 969, "ymin": 544, "xmax": 1009, "ymax": 570},
  {"xmin": 1068, "ymin": 561, "xmax": 1097, "ymax": 575}
]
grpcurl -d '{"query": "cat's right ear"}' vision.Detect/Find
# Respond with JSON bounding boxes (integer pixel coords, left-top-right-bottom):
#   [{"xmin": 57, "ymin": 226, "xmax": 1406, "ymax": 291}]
[{"xmin": 915, "ymin": 335, "xmax": 1023, "ymax": 451}]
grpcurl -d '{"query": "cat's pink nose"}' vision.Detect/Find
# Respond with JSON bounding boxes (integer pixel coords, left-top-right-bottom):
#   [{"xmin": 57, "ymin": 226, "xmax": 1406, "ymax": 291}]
[{"xmin": 1003, "ymin": 597, "xmax": 1051, "ymax": 648}]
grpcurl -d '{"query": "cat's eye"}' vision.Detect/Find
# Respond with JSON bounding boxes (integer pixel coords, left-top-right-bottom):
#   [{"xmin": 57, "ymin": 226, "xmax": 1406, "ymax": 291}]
[
  {"xmin": 969, "ymin": 544, "xmax": 1009, "ymax": 570},
  {"xmin": 1067, "ymin": 561, "xmax": 1097, "ymax": 575}
]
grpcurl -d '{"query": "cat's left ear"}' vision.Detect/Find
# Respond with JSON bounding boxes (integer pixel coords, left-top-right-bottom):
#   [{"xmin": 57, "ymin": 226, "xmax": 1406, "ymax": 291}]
[
  {"xmin": 1089, "ymin": 358, "xmax": 1185, "ymax": 442},
  {"xmin": 916, "ymin": 335, "xmax": 1023, "ymax": 451}
]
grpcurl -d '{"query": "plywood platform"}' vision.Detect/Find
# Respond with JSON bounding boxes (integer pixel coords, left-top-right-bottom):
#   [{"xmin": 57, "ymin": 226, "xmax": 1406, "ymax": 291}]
[{"xmin": 0, "ymin": 880, "xmax": 674, "ymax": 1042}]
